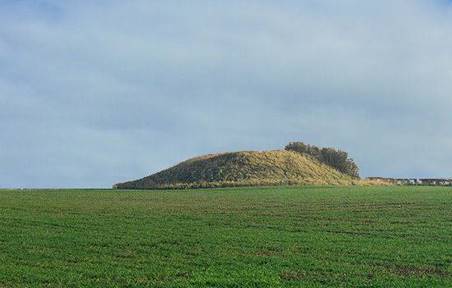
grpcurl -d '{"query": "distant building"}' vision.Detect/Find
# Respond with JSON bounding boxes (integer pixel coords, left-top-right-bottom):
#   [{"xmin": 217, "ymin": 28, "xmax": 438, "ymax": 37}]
[{"xmin": 366, "ymin": 177, "xmax": 452, "ymax": 186}]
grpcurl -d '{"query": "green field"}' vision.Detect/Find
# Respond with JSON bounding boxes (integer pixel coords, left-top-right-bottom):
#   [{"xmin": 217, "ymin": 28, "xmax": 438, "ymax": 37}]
[{"xmin": 0, "ymin": 186, "xmax": 450, "ymax": 287}]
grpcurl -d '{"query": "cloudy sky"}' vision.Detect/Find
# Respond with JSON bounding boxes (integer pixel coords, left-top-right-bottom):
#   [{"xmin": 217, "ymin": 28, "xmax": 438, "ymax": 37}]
[{"xmin": 1, "ymin": 0, "xmax": 452, "ymax": 188}]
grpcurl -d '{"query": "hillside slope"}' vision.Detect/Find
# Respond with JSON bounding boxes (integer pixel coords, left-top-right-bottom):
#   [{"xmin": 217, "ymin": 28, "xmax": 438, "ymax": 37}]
[{"xmin": 114, "ymin": 150, "xmax": 366, "ymax": 189}]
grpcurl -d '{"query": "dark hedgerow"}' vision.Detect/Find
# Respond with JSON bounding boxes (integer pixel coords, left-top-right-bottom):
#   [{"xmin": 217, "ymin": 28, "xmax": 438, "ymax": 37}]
[{"xmin": 285, "ymin": 141, "xmax": 360, "ymax": 178}]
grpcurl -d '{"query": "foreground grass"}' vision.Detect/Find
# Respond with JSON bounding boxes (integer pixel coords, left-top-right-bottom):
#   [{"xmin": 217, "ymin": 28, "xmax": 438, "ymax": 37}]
[{"xmin": 0, "ymin": 186, "xmax": 450, "ymax": 287}]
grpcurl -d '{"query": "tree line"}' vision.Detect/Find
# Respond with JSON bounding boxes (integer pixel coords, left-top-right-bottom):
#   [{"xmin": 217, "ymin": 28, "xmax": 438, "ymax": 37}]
[{"xmin": 285, "ymin": 142, "xmax": 359, "ymax": 178}]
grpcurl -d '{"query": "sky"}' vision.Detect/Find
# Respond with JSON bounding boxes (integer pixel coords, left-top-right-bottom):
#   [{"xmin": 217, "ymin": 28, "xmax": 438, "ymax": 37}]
[{"xmin": 1, "ymin": 0, "xmax": 452, "ymax": 188}]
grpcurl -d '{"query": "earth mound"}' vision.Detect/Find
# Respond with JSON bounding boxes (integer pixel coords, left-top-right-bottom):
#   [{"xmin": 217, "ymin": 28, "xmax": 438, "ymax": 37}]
[{"xmin": 114, "ymin": 150, "xmax": 366, "ymax": 189}]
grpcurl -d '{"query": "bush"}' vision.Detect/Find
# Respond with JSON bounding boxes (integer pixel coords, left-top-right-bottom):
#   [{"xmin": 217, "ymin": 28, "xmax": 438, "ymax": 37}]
[{"xmin": 285, "ymin": 142, "xmax": 360, "ymax": 178}]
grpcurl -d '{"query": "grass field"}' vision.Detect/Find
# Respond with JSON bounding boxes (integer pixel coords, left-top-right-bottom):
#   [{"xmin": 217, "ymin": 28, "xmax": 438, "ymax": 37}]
[{"xmin": 0, "ymin": 186, "xmax": 450, "ymax": 287}]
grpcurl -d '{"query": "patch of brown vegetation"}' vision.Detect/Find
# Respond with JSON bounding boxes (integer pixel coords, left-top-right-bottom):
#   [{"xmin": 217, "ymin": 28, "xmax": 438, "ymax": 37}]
[
  {"xmin": 389, "ymin": 265, "xmax": 449, "ymax": 277},
  {"xmin": 280, "ymin": 270, "xmax": 306, "ymax": 281}
]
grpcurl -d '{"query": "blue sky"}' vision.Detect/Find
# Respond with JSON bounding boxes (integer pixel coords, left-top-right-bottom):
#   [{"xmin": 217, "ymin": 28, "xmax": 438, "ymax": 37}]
[{"xmin": 1, "ymin": 0, "xmax": 452, "ymax": 188}]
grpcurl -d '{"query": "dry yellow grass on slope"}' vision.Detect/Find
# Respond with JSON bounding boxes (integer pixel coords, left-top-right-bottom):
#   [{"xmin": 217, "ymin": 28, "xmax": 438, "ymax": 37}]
[{"xmin": 114, "ymin": 150, "xmax": 389, "ymax": 189}]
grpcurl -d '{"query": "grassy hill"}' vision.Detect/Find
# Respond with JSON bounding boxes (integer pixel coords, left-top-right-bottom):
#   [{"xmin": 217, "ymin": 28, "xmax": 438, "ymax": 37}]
[{"xmin": 114, "ymin": 150, "xmax": 372, "ymax": 189}]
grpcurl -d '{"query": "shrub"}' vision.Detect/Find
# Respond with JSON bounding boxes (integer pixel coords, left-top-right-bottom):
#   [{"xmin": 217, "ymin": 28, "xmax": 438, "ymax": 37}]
[{"xmin": 285, "ymin": 142, "xmax": 360, "ymax": 178}]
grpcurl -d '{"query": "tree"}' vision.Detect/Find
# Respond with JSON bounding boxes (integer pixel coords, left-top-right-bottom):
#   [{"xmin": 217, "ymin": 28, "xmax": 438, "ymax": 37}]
[{"xmin": 285, "ymin": 142, "xmax": 360, "ymax": 178}]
